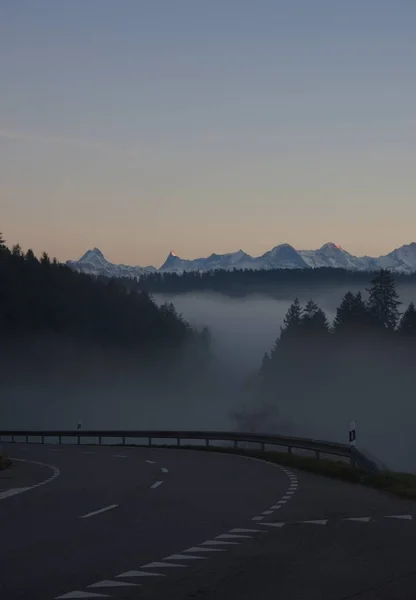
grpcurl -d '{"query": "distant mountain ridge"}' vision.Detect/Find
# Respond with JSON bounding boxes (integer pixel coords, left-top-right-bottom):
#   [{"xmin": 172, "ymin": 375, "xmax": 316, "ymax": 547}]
[{"xmin": 67, "ymin": 242, "xmax": 416, "ymax": 278}]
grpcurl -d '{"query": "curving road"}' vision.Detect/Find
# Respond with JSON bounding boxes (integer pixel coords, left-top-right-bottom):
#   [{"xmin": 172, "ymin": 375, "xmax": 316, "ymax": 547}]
[{"xmin": 1, "ymin": 443, "xmax": 416, "ymax": 600}]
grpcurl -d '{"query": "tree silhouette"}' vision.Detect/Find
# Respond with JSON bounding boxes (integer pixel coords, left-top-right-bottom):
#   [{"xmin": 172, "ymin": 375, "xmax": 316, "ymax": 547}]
[
  {"xmin": 398, "ymin": 302, "xmax": 416, "ymax": 337},
  {"xmin": 366, "ymin": 269, "xmax": 401, "ymax": 331},
  {"xmin": 0, "ymin": 235, "xmax": 206, "ymax": 365},
  {"xmin": 301, "ymin": 299, "xmax": 329, "ymax": 335},
  {"xmin": 333, "ymin": 291, "xmax": 368, "ymax": 334}
]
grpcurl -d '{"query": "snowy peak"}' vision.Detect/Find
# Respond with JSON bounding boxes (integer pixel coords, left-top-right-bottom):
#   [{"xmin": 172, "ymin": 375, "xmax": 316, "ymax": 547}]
[
  {"xmin": 299, "ymin": 242, "xmax": 362, "ymax": 269},
  {"xmin": 67, "ymin": 241, "xmax": 416, "ymax": 278},
  {"xmin": 379, "ymin": 242, "xmax": 416, "ymax": 273},
  {"xmin": 160, "ymin": 251, "xmax": 192, "ymax": 272},
  {"xmin": 67, "ymin": 248, "xmax": 156, "ymax": 279},
  {"xmin": 79, "ymin": 248, "xmax": 107, "ymax": 265},
  {"xmin": 260, "ymin": 244, "xmax": 308, "ymax": 269},
  {"xmin": 319, "ymin": 242, "xmax": 344, "ymax": 252}
]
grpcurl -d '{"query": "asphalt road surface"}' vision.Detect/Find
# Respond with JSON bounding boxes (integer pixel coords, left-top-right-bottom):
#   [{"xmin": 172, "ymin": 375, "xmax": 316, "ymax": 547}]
[{"xmin": 1, "ymin": 442, "xmax": 416, "ymax": 600}]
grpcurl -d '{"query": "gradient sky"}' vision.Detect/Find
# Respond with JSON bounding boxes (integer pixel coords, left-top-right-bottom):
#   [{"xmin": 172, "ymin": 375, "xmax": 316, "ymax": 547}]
[{"xmin": 1, "ymin": 1, "xmax": 416, "ymax": 267}]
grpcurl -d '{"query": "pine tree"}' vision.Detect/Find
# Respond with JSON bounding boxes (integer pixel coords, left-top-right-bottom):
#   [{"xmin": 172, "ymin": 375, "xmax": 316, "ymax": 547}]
[
  {"xmin": 283, "ymin": 298, "xmax": 302, "ymax": 330},
  {"xmin": 25, "ymin": 249, "xmax": 38, "ymax": 265},
  {"xmin": 302, "ymin": 299, "xmax": 329, "ymax": 334},
  {"xmin": 0, "ymin": 233, "xmax": 9, "ymax": 257},
  {"xmin": 366, "ymin": 269, "xmax": 401, "ymax": 330},
  {"xmin": 271, "ymin": 298, "xmax": 302, "ymax": 356},
  {"xmin": 398, "ymin": 302, "xmax": 416, "ymax": 336},
  {"xmin": 333, "ymin": 291, "xmax": 368, "ymax": 333},
  {"xmin": 40, "ymin": 252, "xmax": 51, "ymax": 266}
]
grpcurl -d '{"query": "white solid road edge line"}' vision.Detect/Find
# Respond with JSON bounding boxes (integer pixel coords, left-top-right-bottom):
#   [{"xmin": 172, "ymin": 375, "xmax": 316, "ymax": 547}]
[
  {"xmin": 150, "ymin": 481, "xmax": 164, "ymax": 489},
  {"xmin": 1, "ymin": 458, "xmax": 60, "ymax": 503},
  {"xmin": 0, "ymin": 487, "xmax": 30, "ymax": 500},
  {"xmin": 80, "ymin": 504, "xmax": 118, "ymax": 519}
]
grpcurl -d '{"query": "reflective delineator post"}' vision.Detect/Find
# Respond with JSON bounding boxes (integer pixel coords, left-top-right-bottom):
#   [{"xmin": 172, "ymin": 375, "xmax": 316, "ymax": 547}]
[{"xmin": 349, "ymin": 421, "xmax": 356, "ymax": 446}]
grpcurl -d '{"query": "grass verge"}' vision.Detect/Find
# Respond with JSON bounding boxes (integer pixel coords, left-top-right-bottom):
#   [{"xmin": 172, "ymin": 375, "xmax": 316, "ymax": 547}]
[{"xmin": 156, "ymin": 444, "xmax": 416, "ymax": 501}]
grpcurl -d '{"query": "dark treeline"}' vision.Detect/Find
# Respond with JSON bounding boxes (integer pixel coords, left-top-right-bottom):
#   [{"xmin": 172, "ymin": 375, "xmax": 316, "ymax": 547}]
[
  {"xmin": 0, "ymin": 233, "xmax": 210, "ymax": 363},
  {"xmin": 136, "ymin": 267, "xmax": 416, "ymax": 297},
  {"xmin": 250, "ymin": 269, "xmax": 416, "ymax": 469},
  {"xmin": 0, "ymin": 233, "xmax": 218, "ymax": 430}
]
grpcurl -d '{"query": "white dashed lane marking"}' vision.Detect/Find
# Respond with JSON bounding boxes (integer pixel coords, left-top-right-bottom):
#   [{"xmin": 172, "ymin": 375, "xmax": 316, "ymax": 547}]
[
  {"xmin": 200, "ymin": 540, "xmax": 239, "ymax": 546},
  {"xmin": 88, "ymin": 581, "xmax": 139, "ymax": 588},
  {"xmin": 116, "ymin": 571, "xmax": 165, "ymax": 578},
  {"xmin": 145, "ymin": 460, "xmax": 156, "ymax": 464},
  {"xmin": 56, "ymin": 460, "xmax": 299, "ymax": 599},
  {"xmin": 183, "ymin": 547, "xmax": 227, "ymax": 553},
  {"xmin": 230, "ymin": 528, "xmax": 265, "ymax": 533},
  {"xmin": 142, "ymin": 561, "xmax": 188, "ymax": 569},
  {"xmin": 216, "ymin": 533, "xmax": 252, "ymax": 540},
  {"xmin": 164, "ymin": 554, "xmax": 207, "ymax": 560},
  {"xmin": 56, "ymin": 592, "xmax": 109, "ymax": 598},
  {"xmin": 79, "ymin": 504, "xmax": 118, "ymax": 519}
]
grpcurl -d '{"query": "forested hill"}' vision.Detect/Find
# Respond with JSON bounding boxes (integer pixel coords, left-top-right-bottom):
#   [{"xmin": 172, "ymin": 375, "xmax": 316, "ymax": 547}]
[
  {"xmin": 136, "ymin": 267, "xmax": 416, "ymax": 297},
  {"xmin": 0, "ymin": 234, "xmax": 207, "ymax": 359}
]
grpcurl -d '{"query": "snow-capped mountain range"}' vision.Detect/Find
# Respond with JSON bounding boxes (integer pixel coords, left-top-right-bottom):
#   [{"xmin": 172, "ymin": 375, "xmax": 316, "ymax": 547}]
[{"xmin": 67, "ymin": 242, "xmax": 416, "ymax": 279}]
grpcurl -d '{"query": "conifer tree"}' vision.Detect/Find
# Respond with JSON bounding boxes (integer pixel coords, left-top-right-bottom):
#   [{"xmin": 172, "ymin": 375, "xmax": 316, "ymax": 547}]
[{"xmin": 367, "ymin": 269, "xmax": 401, "ymax": 330}]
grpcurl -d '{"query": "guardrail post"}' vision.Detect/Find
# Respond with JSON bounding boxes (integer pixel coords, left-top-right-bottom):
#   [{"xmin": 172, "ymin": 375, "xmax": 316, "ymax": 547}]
[
  {"xmin": 177, "ymin": 437, "xmax": 181, "ymax": 447},
  {"xmin": 59, "ymin": 435, "xmax": 61, "ymax": 445},
  {"xmin": 41, "ymin": 436, "xmax": 44, "ymax": 444},
  {"xmin": 206, "ymin": 438, "xmax": 210, "ymax": 448},
  {"xmin": 11, "ymin": 435, "xmax": 15, "ymax": 443},
  {"xmin": 26, "ymin": 435, "xmax": 28, "ymax": 443},
  {"xmin": 287, "ymin": 446, "xmax": 292, "ymax": 454},
  {"xmin": 234, "ymin": 440, "xmax": 238, "ymax": 449},
  {"xmin": 98, "ymin": 436, "xmax": 101, "ymax": 445},
  {"xmin": 77, "ymin": 435, "xmax": 80, "ymax": 445},
  {"xmin": 315, "ymin": 450, "xmax": 320, "ymax": 460},
  {"xmin": 148, "ymin": 437, "xmax": 152, "ymax": 447},
  {"xmin": 122, "ymin": 436, "xmax": 125, "ymax": 445},
  {"xmin": 350, "ymin": 457, "xmax": 356, "ymax": 468},
  {"xmin": 260, "ymin": 442, "xmax": 265, "ymax": 452}
]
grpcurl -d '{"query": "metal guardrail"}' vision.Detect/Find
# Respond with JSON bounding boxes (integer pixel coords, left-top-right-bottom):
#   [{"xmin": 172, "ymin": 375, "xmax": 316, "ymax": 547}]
[{"xmin": 0, "ymin": 429, "xmax": 380, "ymax": 474}]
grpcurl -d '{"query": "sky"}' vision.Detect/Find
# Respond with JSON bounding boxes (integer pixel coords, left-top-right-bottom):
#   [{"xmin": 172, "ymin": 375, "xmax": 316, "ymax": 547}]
[{"xmin": 1, "ymin": 0, "xmax": 416, "ymax": 268}]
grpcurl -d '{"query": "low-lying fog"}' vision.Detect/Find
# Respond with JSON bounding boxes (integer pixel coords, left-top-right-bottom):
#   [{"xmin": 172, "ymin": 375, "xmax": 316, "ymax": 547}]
[
  {"xmin": 2, "ymin": 284, "xmax": 416, "ymax": 473},
  {"xmin": 154, "ymin": 286, "xmax": 416, "ymax": 474}
]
